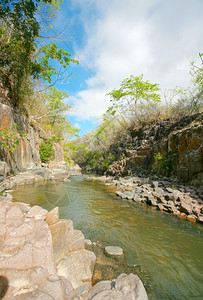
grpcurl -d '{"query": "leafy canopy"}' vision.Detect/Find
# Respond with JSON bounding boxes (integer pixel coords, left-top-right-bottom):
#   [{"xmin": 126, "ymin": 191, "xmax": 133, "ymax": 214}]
[
  {"xmin": 107, "ymin": 75, "xmax": 161, "ymax": 115},
  {"xmin": 0, "ymin": 0, "xmax": 78, "ymax": 105}
]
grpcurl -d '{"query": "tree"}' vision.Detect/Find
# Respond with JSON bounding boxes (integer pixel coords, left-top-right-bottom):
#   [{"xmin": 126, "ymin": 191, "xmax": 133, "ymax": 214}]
[
  {"xmin": 0, "ymin": 0, "xmax": 78, "ymax": 105},
  {"xmin": 107, "ymin": 75, "xmax": 161, "ymax": 120},
  {"xmin": 189, "ymin": 52, "xmax": 203, "ymax": 112},
  {"xmin": 29, "ymin": 87, "xmax": 79, "ymax": 139}
]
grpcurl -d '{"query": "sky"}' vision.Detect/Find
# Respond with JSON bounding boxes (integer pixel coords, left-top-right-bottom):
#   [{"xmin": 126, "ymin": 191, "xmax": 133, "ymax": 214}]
[{"xmin": 52, "ymin": 0, "xmax": 203, "ymax": 136}]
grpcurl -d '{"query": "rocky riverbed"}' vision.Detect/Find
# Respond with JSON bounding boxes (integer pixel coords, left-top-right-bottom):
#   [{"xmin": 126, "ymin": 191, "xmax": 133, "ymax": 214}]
[
  {"xmin": 0, "ymin": 201, "xmax": 148, "ymax": 299},
  {"xmin": 85, "ymin": 175, "xmax": 203, "ymax": 224},
  {"xmin": 0, "ymin": 162, "xmax": 82, "ymax": 201}
]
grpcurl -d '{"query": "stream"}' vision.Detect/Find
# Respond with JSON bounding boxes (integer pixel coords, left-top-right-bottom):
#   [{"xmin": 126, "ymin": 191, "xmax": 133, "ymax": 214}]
[{"xmin": 12, "ymin": 175, "xmax": 203, "ymax": 300}]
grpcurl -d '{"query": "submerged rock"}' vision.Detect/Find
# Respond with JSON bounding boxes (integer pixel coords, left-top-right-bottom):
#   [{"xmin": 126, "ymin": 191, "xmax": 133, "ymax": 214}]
[{"xmin": 104, "ymin": 246, "xmax": 125, "ymax": 262}]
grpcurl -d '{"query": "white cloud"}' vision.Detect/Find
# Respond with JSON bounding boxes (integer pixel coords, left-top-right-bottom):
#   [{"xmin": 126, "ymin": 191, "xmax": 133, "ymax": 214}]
[
  {"xmin": 66, "ymin": 0, "xmax": 203, "ymax": 119},
  {"xmin": 69, "ymin": 88, "xmax": 110, "ymax": 120}
]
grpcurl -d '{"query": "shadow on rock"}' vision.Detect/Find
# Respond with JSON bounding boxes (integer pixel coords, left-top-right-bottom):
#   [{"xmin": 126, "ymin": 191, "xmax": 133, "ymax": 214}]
[{"xmin": 0, "ymin": 276, "xmax": 8, "ymax": 299}]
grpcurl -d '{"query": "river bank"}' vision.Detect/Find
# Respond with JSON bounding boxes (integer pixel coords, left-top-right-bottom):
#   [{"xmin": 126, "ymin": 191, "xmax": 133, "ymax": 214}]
[
  {"xmin": 0, "ymin": 162, "xmax": 82, "ymax": 201},
  {"xmin": 85, "ymin": 174, "xmax": 203, "ymax": 224},
  {"xmin": 0, "ymin": 201, "xmax": 148, "ymax": 299},
  {"xmin": 9, "ymin": 175, "xmax": 203, "ymax": 299}
]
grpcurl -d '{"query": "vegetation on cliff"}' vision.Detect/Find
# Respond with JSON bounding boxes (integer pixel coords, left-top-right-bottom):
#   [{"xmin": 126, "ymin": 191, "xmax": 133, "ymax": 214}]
[
  {"xmin": 0, "ymin": 0, "xmax": 79, "ymax": 165},
  {"xmin": 70, "ymin": 54, "xmax": 203, "ymax": 178}
]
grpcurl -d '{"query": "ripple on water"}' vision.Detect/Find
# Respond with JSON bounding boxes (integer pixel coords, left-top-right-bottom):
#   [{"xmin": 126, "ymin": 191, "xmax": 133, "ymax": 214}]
[{"xmin": 12, "ymin": 177, "xmax": 203, "ymax": 300}]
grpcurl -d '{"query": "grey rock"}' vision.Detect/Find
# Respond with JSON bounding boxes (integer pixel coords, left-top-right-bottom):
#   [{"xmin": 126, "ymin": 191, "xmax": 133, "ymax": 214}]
[
  {"xmin": 157, "ymin": 203, "xmax": 165, "ymax": 211},
  {"xmin": 104, "ymin": 246, "xmax": 124, "ymax": 261},
  {"xmin": 146, "ymin": 196, "xmax": 157, "ymax": 206},
  {"xmin": 152, "ymin": 181, "xmax": 159, "ymax": 189}
]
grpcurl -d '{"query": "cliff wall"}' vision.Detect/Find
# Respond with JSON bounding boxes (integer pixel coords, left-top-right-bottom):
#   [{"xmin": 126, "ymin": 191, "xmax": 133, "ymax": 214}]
[
  {"xmin": 0, "ymin": 101, "xmax": 65, "ymax": 173},
  {"xmin": 107, "ymin": 113, "xmax": 203, "ymax": 186}
]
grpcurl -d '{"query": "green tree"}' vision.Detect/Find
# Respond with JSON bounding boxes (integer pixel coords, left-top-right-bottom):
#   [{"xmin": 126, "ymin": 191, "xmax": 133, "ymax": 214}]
[
  {"xmin": 189, "ymin": 52, "xmax": 203, "ymax": 112},
  {"xmin": 30, "ymin": 87, "xmax": 79, "ymax": 138},
  {"xmin": 107, "ymin": 75, "xmax": 161, "ymax": 119},
  {"xmin": 0, "ymin": 0, "xmax": 78, "ymax": 105}
]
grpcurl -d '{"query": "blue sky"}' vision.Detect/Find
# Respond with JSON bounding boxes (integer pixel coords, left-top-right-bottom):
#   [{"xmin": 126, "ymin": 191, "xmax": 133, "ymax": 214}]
[{"xmin": 49, "ymin": 0, "xmax": 203, "ymax": 137}]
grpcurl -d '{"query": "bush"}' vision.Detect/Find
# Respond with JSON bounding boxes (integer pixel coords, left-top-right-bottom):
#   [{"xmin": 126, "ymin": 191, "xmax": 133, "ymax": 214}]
[
  {"xmin": 152, "ymin": 152, "xmax": 172, "ymax": 176},
  {"xmin": 39, "ymin": 140, "xmax": 54, "ymax": 163}
]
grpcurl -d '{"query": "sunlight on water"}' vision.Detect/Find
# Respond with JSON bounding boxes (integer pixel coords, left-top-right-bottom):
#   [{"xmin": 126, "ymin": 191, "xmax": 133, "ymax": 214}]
[{"xmin": 12, "ymin": 175, "xmax": 203, "ymax": 300}]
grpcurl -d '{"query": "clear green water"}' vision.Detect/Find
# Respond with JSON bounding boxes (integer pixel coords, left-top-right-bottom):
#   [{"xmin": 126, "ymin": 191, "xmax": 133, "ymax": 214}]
[{"xmin": 12, "ymin": 175, "xmax": 203, "ymax": 300}]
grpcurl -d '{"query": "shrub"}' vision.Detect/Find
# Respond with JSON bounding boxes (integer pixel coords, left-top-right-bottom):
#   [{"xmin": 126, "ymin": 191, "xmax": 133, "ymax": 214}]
[
  {"xmin": 152, "ymin": 152, "xmax": 172, "ymax": 176},
  {"xmin": 0, "ymin": 126, "xmax": 19, "ymax": 153},
  {"xmin": 39, "ymin": 140, "xmax": 54, "ymax": 163}
]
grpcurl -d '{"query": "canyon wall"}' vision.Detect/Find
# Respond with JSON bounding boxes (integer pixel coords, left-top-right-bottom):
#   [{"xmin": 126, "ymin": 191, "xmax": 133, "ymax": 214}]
[
  {"xmin": 107, "ymin": 113, "xmax": 203, "ymax": 186},
  {"xmin": 0, "ymin": 101, "xmax": 65, "ymax": 173}
]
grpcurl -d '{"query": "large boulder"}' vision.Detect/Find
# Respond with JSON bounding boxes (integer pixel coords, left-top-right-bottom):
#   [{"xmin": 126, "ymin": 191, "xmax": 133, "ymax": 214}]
[
  {"xmin": 57, "ymin": 249, "xmax": 96, "ymax": 298},
  {"xmin": 85, "ymin": 273, "xmax": 148, "ymax": 300},
  {"xmin": 0, "ymin": 202, "xmax": 73, "ymax": 299},
  {"xmin": 0, "ymin": 202, "xmax": 97, "ymax": 299}
]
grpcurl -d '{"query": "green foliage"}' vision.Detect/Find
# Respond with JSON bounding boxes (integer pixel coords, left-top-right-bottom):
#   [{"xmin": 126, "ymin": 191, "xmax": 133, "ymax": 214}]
[
  {"xmin": 107, "ymin": 75, "xmax": 161, "ymax": 119},
  {"xmin": 190, "ymin": 53, "xmax": 203, "ymax": 89},
  {"xmin": 30, "ymin": 87, "xmax": 79, "ymax": 139},
  {"xmin": 153, "ymin": 152, "xmax": 172, "ymax": 176},
  {"xmin": 39, "ymin": 139, "xmax": 54, "ymax": 163},
  {"xmin": 38, "ymin": 43, "xmax": 79, "ymax": 83},
  {"xmin": 0, "ymin": 126, "xmax": 19, "ymax": 153},
  {"xmin": 0, "ymin": 0, "xmax": 78, "ymax": 105},
  {"xmin": 69, "ymin": 141, "xmax": 117, "ymax": 173}
]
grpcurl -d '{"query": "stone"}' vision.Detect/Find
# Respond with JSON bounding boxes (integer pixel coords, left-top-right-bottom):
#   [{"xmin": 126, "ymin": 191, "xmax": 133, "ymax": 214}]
[
  {"xmin": 179, "ymin": 212, "xmax": 187, "ymax": 219},
  {"xmin": 0, "ymin": 202, "xmax": 67, "ymax": 300},
  {"xmin": 86, "ymin": 273, "xmax": 148, "ymax": 300},
  {"xmin": 180, "ymin": 202, "xmax": 192, "ymax": 215},
  {"xmin": 68, "ymin": 229, "xmax": 85, "ymax": 252},
  {"xmin": 116, "ymin": 191, "xmax": 123, "ymax": 197},
  {"xmin": 44, "ymin": 207, "xmax": 59, "ymax": 226},
  {"xmin": 152, "ymin": 181, "xmax": 159, "ymax": 189},
  {"xmin": 197, "ymin": 216, "xmax": 203, "ymax": 223},
  {"xmin": 57, "ymin": 249, "xmax": 96, "ymax": 297},
  {"xmin": 85, "ymin": 239, "xmax": 93, "ymax": 251},
  {"xmin": 165, "ymin": 190, "xmax": 180, "ymax": 202},
  {"xmin": 0, "ymin": 186, "xmax": 5, "ymax": 193},
  {"xmin": 27, "ymin": 205, "xmax": 48, "ymax": 219},
  {"xmin": 104, "ymin": 246, "xmax": 125, "ymax": 262},
  {"xmin": 49, "ymin": 219, "xmax": 73, "ymax": 265},
  {"xmin": 187, "ymin": 215, "xmax": 196, "ymax": 222},
  {"xmin": 157, "ymin": 204, "xmax": 164, "ymax": 211},
  {"xmin": 146, "ymin": 196, "xmax": 157, "ymax": 206},
  {"xmin": 4, "ymin": 193, "xmax": 12, "ymax": 202}
]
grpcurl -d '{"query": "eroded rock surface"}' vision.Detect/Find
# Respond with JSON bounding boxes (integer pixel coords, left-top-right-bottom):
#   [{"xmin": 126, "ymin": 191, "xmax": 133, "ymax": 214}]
[
  {"xmin": 0, "ymin": 201, "xmax": 148, "ymax": 299},
  {"xmin": 0, "ymin": 202, "xmax": 95, "ymax": 299},
  {"xmin": 85, "ymin": 273, "xmax": 148, "ymax": 300}
]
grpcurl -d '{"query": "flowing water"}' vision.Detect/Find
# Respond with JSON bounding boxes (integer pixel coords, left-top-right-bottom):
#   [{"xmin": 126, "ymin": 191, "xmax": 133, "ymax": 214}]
[{"xmin": 12, "ymin": 175, "xmax": 203, "ymax": 300}]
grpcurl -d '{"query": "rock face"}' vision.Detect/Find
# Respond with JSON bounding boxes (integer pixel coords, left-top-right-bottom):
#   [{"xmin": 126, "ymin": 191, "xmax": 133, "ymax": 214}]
[
  {"xmin": 0, "ymin": 201, "xmax": 148, "ymax": 299},
  {"xmin": 0, "ymin": 201, "xmax": 96, "ymax": 299},
  {"xmin": 85, "ymin": 273, "xmax": 148, "ymax": 300},
  {"xmin": 106, "ymin": 113, "xmax": 203, "ymax": 186},
  {"xmin": 0, "ymin": 102, "xmax": 42, "ymax": 171},
  {"xmin": 0, "ymin": 102, "xmax": 68, "ymax": 173}
]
